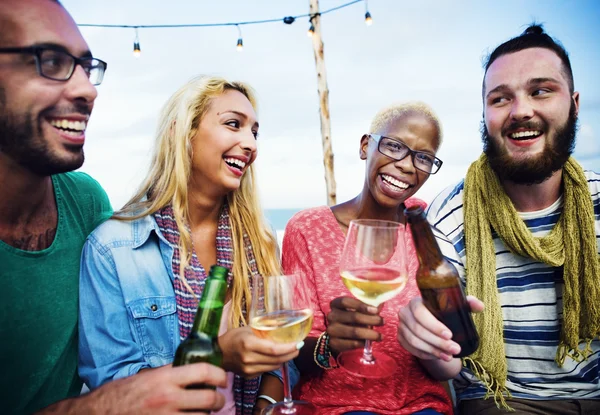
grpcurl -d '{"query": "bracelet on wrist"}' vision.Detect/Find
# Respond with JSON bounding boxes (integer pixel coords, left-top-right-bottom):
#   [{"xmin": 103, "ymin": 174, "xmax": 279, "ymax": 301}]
[
  {"xmin": 313, "ymin": 331, "xmax": 339, "ymax": 370},
  {"xmin": 256, "ymin": 394, "xmax": 277, "ymax": 405}
]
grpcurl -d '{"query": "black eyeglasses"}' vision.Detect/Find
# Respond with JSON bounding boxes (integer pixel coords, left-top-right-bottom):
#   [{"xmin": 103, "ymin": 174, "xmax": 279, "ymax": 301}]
[
  {"xmin": 369, "ymin": 134, "xmax": 443, "ymax": 174},
  {"xmin": 0, "ymin": 46, "xmax": 107, "ymax": 86}
]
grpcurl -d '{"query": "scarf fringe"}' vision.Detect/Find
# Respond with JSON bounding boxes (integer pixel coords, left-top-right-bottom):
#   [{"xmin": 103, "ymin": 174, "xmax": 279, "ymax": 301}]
[
  {"xmin": 555, "ymin": 338, "xmax": 596, "ymax": 367},
  {"xmin": 463, "ymin": 357, "xmax": 514, "ymax": 411}
]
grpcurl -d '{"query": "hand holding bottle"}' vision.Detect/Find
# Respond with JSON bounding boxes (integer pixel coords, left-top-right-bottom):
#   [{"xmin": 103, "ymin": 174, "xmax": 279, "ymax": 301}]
[
  {"xmin": 218, "ymin": 326, "xmax": 300, "ymax": 378},
  {"xmin": 397, "ymin": 295, "xmax": 484, "ymax": 362},
  {"xmin": 37, "ymin": 363, "xmax": 227, "ymax": 414}
]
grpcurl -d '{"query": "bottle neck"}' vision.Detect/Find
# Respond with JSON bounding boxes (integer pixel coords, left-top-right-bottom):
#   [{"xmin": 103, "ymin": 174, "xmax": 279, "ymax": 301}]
[
  {"xmin": 190, "ymin": 277, "xmax": 227, "ymax": 338},
  {"xmin": 408, "ymin": 213, "xmax": 445, "ymax": 268}
]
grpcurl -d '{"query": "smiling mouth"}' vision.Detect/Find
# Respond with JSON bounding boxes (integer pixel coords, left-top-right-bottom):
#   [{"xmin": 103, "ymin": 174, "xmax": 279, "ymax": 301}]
[
  {"xmin": 381, "ymin": 173, "xmax": 409, "ymax": 190},
  {"xmin": 509, "ymin": 130, "xmax": 542, "ymax": 140},
  {"xmin": 224, "ymin": 157, "xmax": 246, "ymax": 172},
  {"xmin": 49, "ymin": 118, "xmax": 87, "ymax": 137}
]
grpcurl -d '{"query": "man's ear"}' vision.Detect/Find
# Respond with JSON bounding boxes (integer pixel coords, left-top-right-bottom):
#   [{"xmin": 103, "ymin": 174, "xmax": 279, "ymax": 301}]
[
  {"xmin": 572, "ymin": 91, "xmax": 580, "ymax": 116},
  {"xmin": 360, "ymin": 134, "xmax": 370, "ymax": 160}
]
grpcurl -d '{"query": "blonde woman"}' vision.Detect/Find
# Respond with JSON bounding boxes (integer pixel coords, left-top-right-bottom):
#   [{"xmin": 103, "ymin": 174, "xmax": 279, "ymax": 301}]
[{"xmin": 78, "ymin": 76, "xmax": 298, "ymax": 414}]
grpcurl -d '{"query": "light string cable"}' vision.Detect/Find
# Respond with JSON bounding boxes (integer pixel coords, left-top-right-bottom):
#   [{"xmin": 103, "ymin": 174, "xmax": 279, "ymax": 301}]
[{"xmin": 78, "ymin": 0, "xmax": 369, "ymax": 52}]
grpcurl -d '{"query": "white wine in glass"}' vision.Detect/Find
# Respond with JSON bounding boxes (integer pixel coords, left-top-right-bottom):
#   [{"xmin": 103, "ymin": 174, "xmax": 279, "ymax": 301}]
[
  {"xmin": 251, "ymin": 309, "xmax": 313, "ymax": 344},
  {"xmin": 338, "ymin": 219, "xmax": 408, "ymax": 378},
  {"xmin": 250, "ymin": 274, "xmax": 315, "ymax": 415}
]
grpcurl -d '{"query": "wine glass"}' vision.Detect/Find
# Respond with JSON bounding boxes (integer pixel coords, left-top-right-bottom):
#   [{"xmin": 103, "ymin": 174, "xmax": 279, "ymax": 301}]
[
  {"xmin": 250, "ymin": 274, "xmax": 315, "ymax": 415},
  {"xmin": 338, "ymin": 219, "xmax": 408, "ymax": 378}
]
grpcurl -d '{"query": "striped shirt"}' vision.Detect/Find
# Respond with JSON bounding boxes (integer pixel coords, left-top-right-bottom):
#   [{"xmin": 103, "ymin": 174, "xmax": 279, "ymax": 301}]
[{"xmin": 426, "ymin": 169, "xmax": 600, "ymax": 401}]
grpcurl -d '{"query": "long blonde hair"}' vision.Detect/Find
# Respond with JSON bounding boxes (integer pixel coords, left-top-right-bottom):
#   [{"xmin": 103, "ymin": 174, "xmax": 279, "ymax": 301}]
[{"xmin": 115, "ymin": 75, "xmax": 280, "ymax": 328}]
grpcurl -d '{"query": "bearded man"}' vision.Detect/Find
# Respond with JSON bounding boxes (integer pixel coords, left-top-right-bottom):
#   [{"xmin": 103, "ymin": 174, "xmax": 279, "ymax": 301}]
[{"xmin": 396, "ymin": 24, "xmax": 600, "ymax": 415}]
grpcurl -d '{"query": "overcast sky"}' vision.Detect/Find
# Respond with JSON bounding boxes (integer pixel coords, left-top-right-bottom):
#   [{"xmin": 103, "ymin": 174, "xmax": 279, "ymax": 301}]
[{"xmin": 62, "ymin": 0, "xmax": 600, "ymax": 209}]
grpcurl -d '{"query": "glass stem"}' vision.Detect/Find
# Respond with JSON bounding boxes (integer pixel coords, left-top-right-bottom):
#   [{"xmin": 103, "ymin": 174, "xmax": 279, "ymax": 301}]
[
  {"xmin": 282, "ymin": 361, "xmax": 293, "ymax": 407},
  {"xmin": 362, "ymin": 328, "xmax": 375, "ymax": 363}
]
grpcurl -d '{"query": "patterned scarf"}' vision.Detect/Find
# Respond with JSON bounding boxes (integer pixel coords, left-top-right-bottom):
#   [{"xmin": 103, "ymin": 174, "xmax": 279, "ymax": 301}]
[
  {"xmin": 462, "ymin": 155, "xmax": 600, "ymax": 410},
  {"xmin": 154, "ymin": 203, "xmax": 261, "ymax": 415}
]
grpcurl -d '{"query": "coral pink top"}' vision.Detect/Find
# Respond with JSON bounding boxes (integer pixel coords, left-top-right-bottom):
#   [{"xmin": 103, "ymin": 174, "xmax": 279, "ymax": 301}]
[{"xmin": 281, "ymin": 203, "xmax": 452, "ymax": 415}]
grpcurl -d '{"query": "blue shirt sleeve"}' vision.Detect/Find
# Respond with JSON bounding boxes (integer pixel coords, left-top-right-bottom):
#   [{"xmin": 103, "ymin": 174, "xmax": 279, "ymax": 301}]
[{"xmin": 266, "ymin": 359, "xmax": 300, "ymax": 389}]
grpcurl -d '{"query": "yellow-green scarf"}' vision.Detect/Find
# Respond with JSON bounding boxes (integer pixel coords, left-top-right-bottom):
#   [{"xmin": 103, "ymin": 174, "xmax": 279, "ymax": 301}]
[{"xmin": 462, "ymin": 154, "xmax": 600, "ymax": 410}]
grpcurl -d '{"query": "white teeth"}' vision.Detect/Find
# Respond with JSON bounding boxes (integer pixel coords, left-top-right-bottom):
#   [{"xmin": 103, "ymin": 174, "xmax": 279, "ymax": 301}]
[
  {"xmin": 510, "ymin": 130, "xmax": 541, "ymax": 139},
  {"xmin": 223, "ymin": 157, "xmax": 246, "ymax": 169},
  {"xmin": 381, "ymin": 174, "xmax": 409, "ymax": 189},
  {"xmin": 50, "ymin": 119, "xmax": 87, "ymax": 131}
]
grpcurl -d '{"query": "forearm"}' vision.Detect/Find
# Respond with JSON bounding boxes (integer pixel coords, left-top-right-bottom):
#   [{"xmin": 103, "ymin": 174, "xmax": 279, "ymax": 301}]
[
  {"xmin": 418, "ymin": 357, "xmax": 462, "ymax": 381},
  {"xmin": 253, "ymin": 373, "xmax": 284, "ymax": 414},
  {"xmin": 293, "ymin": 337, "xmax": 322, "ymax": 376},
  {"xmin": 36, "ymin": 391, "xmax": 99, "ymax": 415}
]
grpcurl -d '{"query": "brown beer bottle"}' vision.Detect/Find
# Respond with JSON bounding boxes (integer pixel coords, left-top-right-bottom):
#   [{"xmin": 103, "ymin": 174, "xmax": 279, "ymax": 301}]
[{"xmin": 405, "ymin": 205, "xmax": 479, "ymax": 357}]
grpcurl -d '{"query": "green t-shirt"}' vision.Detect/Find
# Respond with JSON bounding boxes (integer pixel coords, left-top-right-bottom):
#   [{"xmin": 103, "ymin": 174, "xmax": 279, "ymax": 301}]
[{"xmin": 0, "ymin": 172, "xmax": 112, "ymax": 414}]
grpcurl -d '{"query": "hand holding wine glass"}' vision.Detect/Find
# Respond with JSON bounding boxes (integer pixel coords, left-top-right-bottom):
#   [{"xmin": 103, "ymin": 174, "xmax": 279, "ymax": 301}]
[
  {"xmin": 337, "ymin": 219, "xmax": 408, "ymax": 378},
  {"xmin": 250, "ymin": 273, "xmax": 315, "ymax": 415},
  {"xmin": 326, "ymin": 296, "xmax": 384, "ymax": 356}
]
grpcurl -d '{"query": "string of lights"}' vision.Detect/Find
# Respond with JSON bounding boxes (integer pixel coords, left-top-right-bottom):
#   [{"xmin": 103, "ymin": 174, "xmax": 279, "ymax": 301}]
[{"xmin": 78, "ymin": 0, "xmax": 373, "ymax": 57}]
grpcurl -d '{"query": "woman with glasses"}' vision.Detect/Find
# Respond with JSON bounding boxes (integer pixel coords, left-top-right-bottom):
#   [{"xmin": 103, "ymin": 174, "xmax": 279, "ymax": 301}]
[
  {"xmin": 77, "ymin": 75, "xmax": 299, "ymax": 415},
  {"xmin": 280, "ymin": 102, "xmax": 452, "ymax": 415}
]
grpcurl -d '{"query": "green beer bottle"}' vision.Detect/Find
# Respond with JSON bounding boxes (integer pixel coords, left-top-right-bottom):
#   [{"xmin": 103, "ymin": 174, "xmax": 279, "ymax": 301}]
[{"xmin": 173, "ymin": 264, "xmax": 228, "ymax": 389}]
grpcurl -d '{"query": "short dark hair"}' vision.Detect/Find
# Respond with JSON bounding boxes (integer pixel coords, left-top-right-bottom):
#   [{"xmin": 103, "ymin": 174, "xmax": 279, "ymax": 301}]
[{"xmin": 483, "ymin": 24, "xmax": 574, "ymax": 93}]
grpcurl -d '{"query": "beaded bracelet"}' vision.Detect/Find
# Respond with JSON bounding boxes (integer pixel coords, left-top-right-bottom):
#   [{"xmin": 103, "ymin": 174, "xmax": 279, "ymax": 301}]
[{"xmin": 313, "ymin": 331, "xmax": 339, "ymax": 370}]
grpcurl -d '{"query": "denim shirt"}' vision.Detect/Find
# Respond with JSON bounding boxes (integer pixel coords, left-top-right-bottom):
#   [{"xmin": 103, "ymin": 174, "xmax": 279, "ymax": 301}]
[{"xmin": 78, "ymin": 213, "xmax": 297, "ymax": 390}]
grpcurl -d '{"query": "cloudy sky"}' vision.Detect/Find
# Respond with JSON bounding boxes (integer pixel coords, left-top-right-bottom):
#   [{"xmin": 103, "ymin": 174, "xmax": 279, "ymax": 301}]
[{"xmin": 62, "ymin": 0, "xmax": 600, "ymax": 209}]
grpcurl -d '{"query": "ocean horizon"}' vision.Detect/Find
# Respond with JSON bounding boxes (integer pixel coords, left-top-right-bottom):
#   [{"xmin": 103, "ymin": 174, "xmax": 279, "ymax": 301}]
[{"xmin": 264, "ymin": 208, "xmax": 303, "ymax": 232}]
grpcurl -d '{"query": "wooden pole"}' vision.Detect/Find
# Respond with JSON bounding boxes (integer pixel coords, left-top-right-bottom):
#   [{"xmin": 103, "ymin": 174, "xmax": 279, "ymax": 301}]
[{"xmin": 309, "ymin": 0, "xmax": 336, "ymax": 206}]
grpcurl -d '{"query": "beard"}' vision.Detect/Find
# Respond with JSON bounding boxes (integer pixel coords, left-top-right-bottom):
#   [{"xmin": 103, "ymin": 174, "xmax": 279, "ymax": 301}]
[
  {"xmin": 0, "ymin": 97, "xmax": 86, "ymax": 176},
  {"xmin": 481, "ymin": 102, "xmax": 578, "ymax": 185}
]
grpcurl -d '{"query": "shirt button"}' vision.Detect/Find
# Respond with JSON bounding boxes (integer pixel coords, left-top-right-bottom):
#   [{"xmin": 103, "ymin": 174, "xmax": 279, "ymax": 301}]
[{"xmin": 151, "ymin": 304, "xmax": 158, "ymax": 311}]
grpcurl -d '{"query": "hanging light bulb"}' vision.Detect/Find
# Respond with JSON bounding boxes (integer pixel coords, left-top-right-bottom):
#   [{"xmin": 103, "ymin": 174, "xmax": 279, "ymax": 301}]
[
  {"xmin": 307, "ymin": 20, "xmax": 315, "ymax": 37},
  {"xmin": 236, "ymin": 24, "xmax": 243, "ymax": 52},
  {"xmin": 133, "ymin": 41, "xmax": 141, "ymax": 57},
  {"xmin": 133, "ymin": 28, "xmax": 141, "ymax": 57},
  {"xmin": 364, "ymin": 0, "xmax": 373, "ymax": 26}
]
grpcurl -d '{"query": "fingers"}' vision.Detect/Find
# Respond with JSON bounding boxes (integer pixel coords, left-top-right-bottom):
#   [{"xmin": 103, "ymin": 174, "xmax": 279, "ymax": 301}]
[
  {"xmin": 136, "ymin": 365, "xmax": 226, "ymax": 412},
  {"xmin": 328, "ymin": 306, "xmax": 383, "ymax": 327},
  {"xmin": 172, "ymin": 362, "xmax": 228, "ymax": 389},
  {"xmin": 244, "ymin": 347, "xmax": 299, "ymax": 366},
  {"xmin": 330, "ymin": 296, "xmax": 379, "ymax": 315},
  {"xmin": 328, "ymin": 297, "xmax": 383, "ymax": 328},
  {"xmin": 178, "ymin": 388, "xmax": 226, "ymax": 413},
  {"xmin": 328, "ymin": 337, "xmax": 368, "ymax": 354},
  {"xmin": 397, "ymin": 297, "xmax": 459, "ymax": 361},
  {"xmin": 244, "ymin": 335, "xmax": 300, "ymax": 358},
  {"xmin": 466, "ymin": 295, "xmax": 485, "ymax": 313},
  {"xmin": 327, "ymin": 323, "xmax": 381, "ymax": 342},
  {"xmin": 221, "ymin": 329, "xmax": 301, "ymax": 376},
  {"xmin": 326, "ymin": 296, "xmax": 384, "ymax": 354}
]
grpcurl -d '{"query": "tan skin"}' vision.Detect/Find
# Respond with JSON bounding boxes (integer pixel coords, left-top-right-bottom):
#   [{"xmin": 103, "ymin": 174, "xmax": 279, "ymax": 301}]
[
  {"xmin": 0, "ymin": 0, "xmax": 96, "ymax": 251},
  {"xmin": 291, "ymin": 112, "xmax": 442, "ymax": 378}
]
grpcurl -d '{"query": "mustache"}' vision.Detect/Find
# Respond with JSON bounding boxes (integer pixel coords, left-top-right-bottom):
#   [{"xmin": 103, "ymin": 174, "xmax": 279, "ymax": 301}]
[
  {"xmin": 501, "ymin": 120, "xmax": 546, "ymax": 136},
  {"xmin": 40, "ymin": 102, "xmax": 92, "ymax": 118}
]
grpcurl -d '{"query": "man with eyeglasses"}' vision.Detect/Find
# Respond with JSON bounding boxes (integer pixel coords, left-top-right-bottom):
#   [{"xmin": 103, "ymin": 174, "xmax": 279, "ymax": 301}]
[
  {"xmin": 397, "ymin": 24, "xmax": 600, "ymax": 414},
  {"xmin": 0, "ymin": 1, "xmax": 227, "ymax": 413}
]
